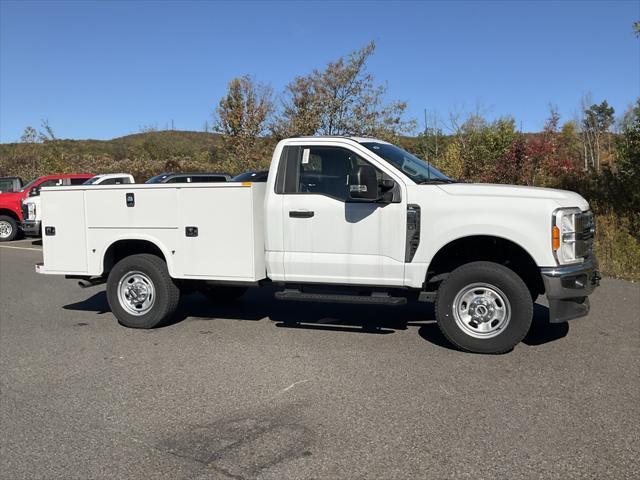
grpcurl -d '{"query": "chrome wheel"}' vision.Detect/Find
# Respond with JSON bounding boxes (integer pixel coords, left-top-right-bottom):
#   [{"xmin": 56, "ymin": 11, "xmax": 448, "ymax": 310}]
[
  {"xmin": 452, "ymin": 282, "xmax": 511, "ymax": 339},
  {"xmin": 117, "ymin": 271, "xmax": 156, "ymax": 316},
  {"xmin": 0, "ymin": 220, "xmax": 12, "ymax": 239}
]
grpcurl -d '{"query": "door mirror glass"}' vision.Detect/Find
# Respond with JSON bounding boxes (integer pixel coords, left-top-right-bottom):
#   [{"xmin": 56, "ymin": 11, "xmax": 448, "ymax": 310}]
[{"xmin": 348, "ymin": 165, "xmax": 379, "ymax": 201}]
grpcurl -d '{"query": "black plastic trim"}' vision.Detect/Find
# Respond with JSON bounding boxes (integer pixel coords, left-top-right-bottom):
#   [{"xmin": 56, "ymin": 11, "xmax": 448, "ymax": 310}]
[{"xmin": 405, "ymin": 204, "xmax": 421, "ymax": 262}]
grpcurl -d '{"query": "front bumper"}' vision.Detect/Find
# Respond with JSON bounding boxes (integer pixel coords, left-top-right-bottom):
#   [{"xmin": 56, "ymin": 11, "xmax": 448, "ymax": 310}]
[
  {"xmin": 540, "ymin": 258, "xmax": 600, "ymax": 323},
  {"xmin": 20, "ymin": 220, "xmax": 41, "ymax": 236}
]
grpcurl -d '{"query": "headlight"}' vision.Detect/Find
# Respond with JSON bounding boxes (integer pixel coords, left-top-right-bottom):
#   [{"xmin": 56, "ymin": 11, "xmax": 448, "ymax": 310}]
[
  {"xmin": 552, "ymin": 207, "xmax": 587, "ymax": 265},
  {"xmin": 27, "ymin": 203, "xmax": 36, "ymax": 220}
]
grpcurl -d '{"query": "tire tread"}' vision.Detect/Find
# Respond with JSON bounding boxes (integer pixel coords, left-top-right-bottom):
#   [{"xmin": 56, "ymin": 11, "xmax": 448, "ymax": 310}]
[
  {"xmin": 435, "ymin": 261, "xmax": 533, "ymax": 354},
  {"xmin": 107, "ymin": 253, "xmax": 179, "ymax": 328}
]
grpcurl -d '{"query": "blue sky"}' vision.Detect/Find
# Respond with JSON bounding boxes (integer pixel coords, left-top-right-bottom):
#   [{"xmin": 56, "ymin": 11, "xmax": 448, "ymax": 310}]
[{"xmin": 1, "ymin": 0, "xmax": 638, "ymax": 142}]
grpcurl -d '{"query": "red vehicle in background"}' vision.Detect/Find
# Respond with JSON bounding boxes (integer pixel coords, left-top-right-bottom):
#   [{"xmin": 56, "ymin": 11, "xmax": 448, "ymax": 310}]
[{"xmin": 0, "ymin": 173, "xmax": 93, "ymax": 242}]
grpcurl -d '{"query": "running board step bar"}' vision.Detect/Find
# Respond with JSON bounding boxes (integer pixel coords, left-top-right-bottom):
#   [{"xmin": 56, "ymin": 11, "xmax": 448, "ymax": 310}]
[{"xmin": 274, "ymin": 290, "xmax": 407, "ymax": 306}]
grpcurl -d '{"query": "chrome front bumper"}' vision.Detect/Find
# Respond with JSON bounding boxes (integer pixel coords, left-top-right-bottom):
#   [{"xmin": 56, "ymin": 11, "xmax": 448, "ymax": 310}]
[
  {"xmin": 540, "ymin": 258, "xmax": 600, "ymax": 323},
  {"xmin": 20, "ymin": 220, "xmax": 41, "ymax": 236}
]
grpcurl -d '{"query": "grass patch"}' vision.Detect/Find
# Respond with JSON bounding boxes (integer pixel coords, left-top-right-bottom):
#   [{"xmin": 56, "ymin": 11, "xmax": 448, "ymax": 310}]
[{"xmin": 594, "ymin": 213, "xmax": 640, "ymax": 281}]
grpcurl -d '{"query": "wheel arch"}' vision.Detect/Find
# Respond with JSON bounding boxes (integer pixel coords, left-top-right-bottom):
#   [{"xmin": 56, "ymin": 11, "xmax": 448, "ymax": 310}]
[
  {"xmin": 102, "ymin": 238, "xmax": 173, "ymax": 276},
  {"xmin": 425, "ymin": 234, "xmax": 544, "ymax": 296},
  {"xmin": 0, "ymin": 208, "xmax": 20, "ymax": 221}
]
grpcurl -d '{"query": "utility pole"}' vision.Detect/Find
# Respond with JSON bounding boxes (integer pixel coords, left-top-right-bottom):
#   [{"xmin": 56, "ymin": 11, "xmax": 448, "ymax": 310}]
[{"xmin": 424, "ymin": 108, "xmax": 431, "ymax": 179}]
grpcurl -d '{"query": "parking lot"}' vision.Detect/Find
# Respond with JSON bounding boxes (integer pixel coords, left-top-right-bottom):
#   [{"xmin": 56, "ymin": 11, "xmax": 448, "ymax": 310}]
[{"xmin": 0, "ymin": 239, "xmax": 638, "ymax": 479}]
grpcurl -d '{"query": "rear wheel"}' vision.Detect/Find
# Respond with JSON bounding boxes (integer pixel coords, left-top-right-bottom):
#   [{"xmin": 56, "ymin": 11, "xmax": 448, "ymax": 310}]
[
  {"xmin": 435, "ymin": 261, "xmax": 533, "ymax": 354},
  {"xmin": 107, "ymin": 254, "xmax": 180, "ymax": 328},
  {"xmin": 0, "ymin": 215, "xmax": 18, "ymax": 242}
]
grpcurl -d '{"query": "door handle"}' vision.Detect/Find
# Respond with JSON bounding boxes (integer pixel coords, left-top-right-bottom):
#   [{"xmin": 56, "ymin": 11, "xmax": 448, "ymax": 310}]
[{"xmin": 289, "ymin": 210, "xmax": 314, "ymax": 218}]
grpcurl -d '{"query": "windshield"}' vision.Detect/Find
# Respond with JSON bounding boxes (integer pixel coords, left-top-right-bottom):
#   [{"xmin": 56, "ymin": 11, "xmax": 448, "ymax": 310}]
[
  {"xmin": 83, "ymin": 176, "xmax": 101, "ymax": 185},
  {"xmin": 20, "ymin": 178, "xmax": 41, "ymax": 192},
  {"xmin": 145, "ymin": 174, "xmax": 170, "ymax": 184},
  {"xmin": 360, "ymin": 142, "xmax": 452, "ymax": 184},
  {"xmin": 232, "ymin": 171, "xmax": 269, "ymax": 182}
]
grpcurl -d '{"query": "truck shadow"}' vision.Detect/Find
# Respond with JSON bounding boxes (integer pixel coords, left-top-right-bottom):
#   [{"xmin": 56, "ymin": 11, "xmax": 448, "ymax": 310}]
[{"xmin": 63, "ymin": 288, "xmax": 568, "ymax": 350}]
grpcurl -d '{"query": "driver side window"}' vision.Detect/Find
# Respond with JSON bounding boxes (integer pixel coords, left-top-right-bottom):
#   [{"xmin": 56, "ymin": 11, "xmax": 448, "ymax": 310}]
[
  {"xmin": 31, "ymin": 178, "xmax": 62, "ymax": 196},
  {"xmin": 278, "ymin": 146, "xmax": 382, "ymax": 202}
]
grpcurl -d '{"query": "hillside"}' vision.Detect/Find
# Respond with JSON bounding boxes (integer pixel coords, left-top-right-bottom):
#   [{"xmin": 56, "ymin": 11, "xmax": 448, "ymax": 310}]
[{"xmin": 0, "ymin": 130, "xmax": 235, "ymax": 181}]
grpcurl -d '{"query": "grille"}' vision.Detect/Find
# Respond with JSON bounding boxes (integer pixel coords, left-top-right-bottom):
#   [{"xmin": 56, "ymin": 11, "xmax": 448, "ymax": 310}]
[
  {"xmin": 21, "ymin": 203, "xmax": 29, "ymax": 220},
  {"xmin": 574, "ymin": 211, "xmax": 595, "ymax": 258}
]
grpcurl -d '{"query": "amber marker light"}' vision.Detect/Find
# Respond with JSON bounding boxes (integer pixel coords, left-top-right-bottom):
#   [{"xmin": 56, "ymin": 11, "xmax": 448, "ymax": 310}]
[{"xmin": 552, "ymin": 225, "xmax": 560, "ymax": 250}]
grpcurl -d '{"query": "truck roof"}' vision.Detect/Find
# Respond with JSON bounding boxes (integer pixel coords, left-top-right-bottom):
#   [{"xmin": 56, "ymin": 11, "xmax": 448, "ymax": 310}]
[
  {"xmin": 288, "ymin": 135, "xmax": 392, "ymax": 145},
  {"xmin": 36, "ymin": 173, "xmax": 93, "ymax": 180},
  {"xmin": 144, "ymin": 172, "xmax": 231, "ymax": 184}
]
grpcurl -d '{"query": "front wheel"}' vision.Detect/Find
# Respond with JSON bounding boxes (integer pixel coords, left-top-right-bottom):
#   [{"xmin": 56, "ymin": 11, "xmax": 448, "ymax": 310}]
[
  {"xmin": 0, "ymin": 215, "xmax": 18, "ymax": 242},
  {"xmin": 435, "ymin": 261, "xmax": 533, "ymax": 354},
  {"xmin": 107, "ymin": 254, "xmax": 180, "ymax": 329}
]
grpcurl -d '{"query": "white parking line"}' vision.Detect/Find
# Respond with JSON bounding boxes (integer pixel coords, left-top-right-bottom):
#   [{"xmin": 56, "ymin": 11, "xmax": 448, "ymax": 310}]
[{"xmin": 0, "ymin": 245, "xmax": 42, "ymax": 252}]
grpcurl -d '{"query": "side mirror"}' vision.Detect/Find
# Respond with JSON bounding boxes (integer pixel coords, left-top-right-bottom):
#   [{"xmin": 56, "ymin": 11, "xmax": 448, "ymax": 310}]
[
  {"xmin": 29, "ymin": 187, "xmax": 40, "ymax": 197},
  {"xmin": 380, "ymin": 178, "xmax": 395, "ymax": 190},
  {"xmin": 349, "ymin": 165, "xmax": 379, "ymax": 201}
]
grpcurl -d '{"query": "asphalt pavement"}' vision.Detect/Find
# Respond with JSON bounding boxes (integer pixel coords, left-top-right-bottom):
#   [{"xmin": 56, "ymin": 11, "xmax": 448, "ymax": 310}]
[{"xmin": 1, "ymin": 239, "xmax": 639, "ymax": 479}]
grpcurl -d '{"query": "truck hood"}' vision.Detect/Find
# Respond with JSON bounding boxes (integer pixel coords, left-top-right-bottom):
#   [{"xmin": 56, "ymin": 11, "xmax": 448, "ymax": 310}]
[
  {"xmin": 436, "ymin": 183, "xmax": 590, "ymax": 210},
  {"xmin": 0, "ymin": 191, "xmax": 24, "ymax": 205}
]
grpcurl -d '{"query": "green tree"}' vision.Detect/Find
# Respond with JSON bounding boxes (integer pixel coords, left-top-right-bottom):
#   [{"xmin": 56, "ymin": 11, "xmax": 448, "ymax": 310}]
[
  {"xmin": 582, "ymin": 100, "xmax": 615, "ymax": 171},
  {"xmin": 558, "ymin": 120, "xmax": 582, "ymax": 168},
  {"xmin": 456, "ymin": 115, "xmax": 517, "ymax": 180}
]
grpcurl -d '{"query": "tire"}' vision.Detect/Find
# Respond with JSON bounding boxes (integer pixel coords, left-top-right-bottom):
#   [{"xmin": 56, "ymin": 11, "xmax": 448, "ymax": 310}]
[
  {"xmin": 201, "ymin": 285, "xmax": 248, "ymax": 303},
  {"xmin": 106, "ymin": 254, "xmax": 180, "ymax": 329},
  {"xmin": 435, "ymin": 261, "xmax": 533, "ymax": 354},
  {"xmin": 0, "ymin": 215, "xmax": 18, "ymax": 242}
]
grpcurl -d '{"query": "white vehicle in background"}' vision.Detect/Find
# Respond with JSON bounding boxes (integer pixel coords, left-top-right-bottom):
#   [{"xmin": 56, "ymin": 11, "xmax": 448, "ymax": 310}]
[
  {"xmin": 21, "ymin": 173, "xmax": 134, "ymax": 237},
  {"xmin": 36, "ymin": 137, "xmax": 599, "ymax": 354}
]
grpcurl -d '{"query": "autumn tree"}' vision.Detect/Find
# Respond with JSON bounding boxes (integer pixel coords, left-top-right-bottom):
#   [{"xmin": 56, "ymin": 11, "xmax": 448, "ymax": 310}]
[
  {"xmin": 615, "ymin": 99, "xmax": 640, "ymax": 222},
  {"xmin": 558, "ymin": 120, "xmax": 582, "ymax": 169},
  {"xmin": 274, "ymin": 42, "xmax": 414, "ymax": 139},
  {"xmin": 214, "ymin": 75, "xmax": 274, "ymax": 167},
  {"xmin": 493, "ymin": 136, "xmax": 528, "ymax": 185}
]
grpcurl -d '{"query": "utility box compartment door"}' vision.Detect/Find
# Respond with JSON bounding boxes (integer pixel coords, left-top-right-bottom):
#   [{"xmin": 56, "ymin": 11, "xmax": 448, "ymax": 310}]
[
  {"xmin": 85, "ymin": 188, "xmax": 179, "ymax": 228},
  {"xmin": 178, "ymin": 185, "xmax": 265, "ymax": 280},
  {"xmin": 41, "ymin": 189, "xmax": 88, "ymax": 273}
]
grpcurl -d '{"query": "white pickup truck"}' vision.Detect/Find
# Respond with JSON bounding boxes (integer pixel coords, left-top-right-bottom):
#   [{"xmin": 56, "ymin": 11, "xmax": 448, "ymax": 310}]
[{"xmin": 36, "ymin": 137, "xmax": 600, "ymax": 353}]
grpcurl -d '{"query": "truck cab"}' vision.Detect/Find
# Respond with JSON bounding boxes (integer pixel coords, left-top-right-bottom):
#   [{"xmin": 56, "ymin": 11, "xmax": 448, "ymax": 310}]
[
  {"xmin": 36, "ymin": 137, "xmax": 599, "ymax": 353},
  {"xmin": 0, "ymin": 176, "xmax": 23, "ymax": 194}
]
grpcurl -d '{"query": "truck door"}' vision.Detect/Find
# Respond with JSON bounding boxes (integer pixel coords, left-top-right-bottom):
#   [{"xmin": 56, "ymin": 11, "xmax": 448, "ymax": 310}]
[{"xmin": 278, "ymin": 144, "xmax": 406, "ymax": 286}]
